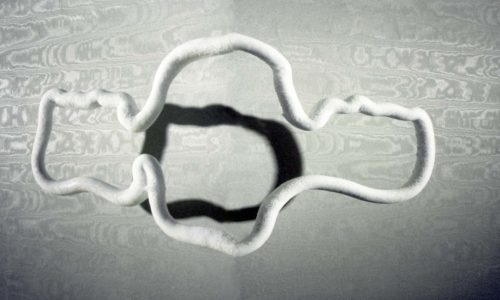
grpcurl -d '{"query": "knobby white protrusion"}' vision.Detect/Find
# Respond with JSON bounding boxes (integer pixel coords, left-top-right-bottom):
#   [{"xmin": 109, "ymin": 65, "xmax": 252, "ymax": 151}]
[{"xmin": 31, "ymin": 33, "xmax": 435, "ymax": 256}]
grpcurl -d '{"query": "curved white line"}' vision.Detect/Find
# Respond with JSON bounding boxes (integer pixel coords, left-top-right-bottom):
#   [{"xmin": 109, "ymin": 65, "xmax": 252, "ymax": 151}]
[{"xmin": 31, "ymin": 33, "xmax": 435, "ymax": 256}]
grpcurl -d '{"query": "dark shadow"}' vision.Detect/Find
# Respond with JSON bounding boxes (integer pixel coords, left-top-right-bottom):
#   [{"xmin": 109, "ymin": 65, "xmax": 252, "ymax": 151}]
[{"xmin": 140, "ymin": 103, "xmax": 303, "ymax": 222}]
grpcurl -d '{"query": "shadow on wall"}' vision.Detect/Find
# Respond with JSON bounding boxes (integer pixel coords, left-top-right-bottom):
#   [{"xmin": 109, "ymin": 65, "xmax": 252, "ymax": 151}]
[{"xmin": 140, "ymin": 103, "xmax": 303, "ymax": 222}]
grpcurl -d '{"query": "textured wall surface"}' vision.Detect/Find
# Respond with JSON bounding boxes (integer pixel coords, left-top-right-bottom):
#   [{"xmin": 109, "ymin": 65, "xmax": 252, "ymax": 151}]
[{"xmin": 1, "ymin": 0, "xmax": 500, "ymax": 299}]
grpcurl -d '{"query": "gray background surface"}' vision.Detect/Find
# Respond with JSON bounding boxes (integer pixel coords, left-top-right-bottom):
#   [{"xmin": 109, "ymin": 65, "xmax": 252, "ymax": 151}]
[{"xmin": 1, "ymin": 0, "xmax": 500, "ymax": 299}]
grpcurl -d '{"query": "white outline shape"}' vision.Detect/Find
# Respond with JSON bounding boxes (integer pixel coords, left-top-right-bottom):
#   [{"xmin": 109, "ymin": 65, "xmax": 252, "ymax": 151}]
[{"xmin": 32, "ymin": 33, "xmax": 435, "ymax": 256}]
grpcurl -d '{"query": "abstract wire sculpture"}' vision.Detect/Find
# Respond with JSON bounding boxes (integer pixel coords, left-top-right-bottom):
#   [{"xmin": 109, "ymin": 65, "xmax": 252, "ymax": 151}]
[{"xmin": 32, "ymin": 34, "xmax": 435, "ymax": 256}]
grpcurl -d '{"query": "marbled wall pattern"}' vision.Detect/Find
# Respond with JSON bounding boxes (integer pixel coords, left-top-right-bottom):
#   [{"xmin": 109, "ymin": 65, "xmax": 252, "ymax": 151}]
[{"xmin": 1, "ymin": 0, "xmax": 499, "ymax": 299}]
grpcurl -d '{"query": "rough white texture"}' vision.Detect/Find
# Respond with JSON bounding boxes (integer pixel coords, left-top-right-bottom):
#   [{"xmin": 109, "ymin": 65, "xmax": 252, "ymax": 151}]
[{"xmin": 31, "ymin": 33, "xmax": 435, "ymax": 256}]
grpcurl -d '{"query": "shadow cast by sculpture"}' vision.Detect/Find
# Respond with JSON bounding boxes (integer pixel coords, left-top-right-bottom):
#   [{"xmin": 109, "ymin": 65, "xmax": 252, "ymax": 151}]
[{"xmin": 140, "ymin": 103, "xmax": 303, "ymax": 222}]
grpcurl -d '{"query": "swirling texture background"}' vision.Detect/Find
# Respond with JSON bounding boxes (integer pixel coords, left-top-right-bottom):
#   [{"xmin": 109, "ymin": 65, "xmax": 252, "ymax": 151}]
[{"xmin": 1, "ymin": 0, "xmax": 499, "ymax": 299}]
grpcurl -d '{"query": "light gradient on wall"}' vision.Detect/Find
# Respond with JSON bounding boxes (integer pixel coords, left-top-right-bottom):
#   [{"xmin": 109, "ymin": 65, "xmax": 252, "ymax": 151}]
[{"xmin": 1, "ymin": 0, "xmax": 499, "ymax": 299}]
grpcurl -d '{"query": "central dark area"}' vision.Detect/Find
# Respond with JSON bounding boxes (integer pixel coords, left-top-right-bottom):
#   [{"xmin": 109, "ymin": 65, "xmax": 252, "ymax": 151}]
[{"xmin": 140, "ymin": 103, "xmax": 303, "ymax": 222}]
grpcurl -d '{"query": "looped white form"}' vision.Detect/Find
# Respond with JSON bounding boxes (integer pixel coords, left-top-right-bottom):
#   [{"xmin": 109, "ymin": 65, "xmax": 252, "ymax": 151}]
[{"xmin": 32, "ymin": 33, "xmax": 435, "ymax": 256}]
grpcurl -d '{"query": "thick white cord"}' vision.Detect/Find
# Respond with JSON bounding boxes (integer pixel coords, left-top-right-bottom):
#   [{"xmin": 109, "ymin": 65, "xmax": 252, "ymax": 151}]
[{"xmin": 31, "ymin": 33, "xmax": 435, "ymax": 256}]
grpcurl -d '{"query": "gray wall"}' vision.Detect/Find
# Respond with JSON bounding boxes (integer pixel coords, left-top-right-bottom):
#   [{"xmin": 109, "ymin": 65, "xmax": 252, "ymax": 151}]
[{"xmin": 1, "ymin": 0, "xmax": 500, "ymax": 299}]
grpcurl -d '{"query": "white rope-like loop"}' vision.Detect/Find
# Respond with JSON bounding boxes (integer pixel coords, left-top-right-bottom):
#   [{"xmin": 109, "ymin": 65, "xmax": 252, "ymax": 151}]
[{"xmin": 31, "ymin": 33, "xmax": 435, "ymax": 256}]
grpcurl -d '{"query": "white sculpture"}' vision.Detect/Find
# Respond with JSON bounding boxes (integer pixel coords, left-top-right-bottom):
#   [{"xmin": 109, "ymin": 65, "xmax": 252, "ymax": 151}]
[{"xmin": 32, "ymin": 34, "xmax": 435, "ymax": 256}]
